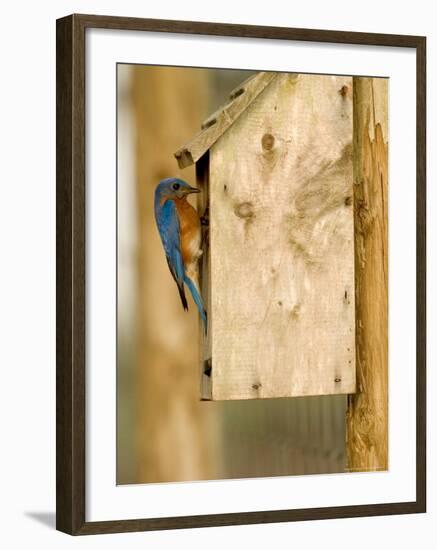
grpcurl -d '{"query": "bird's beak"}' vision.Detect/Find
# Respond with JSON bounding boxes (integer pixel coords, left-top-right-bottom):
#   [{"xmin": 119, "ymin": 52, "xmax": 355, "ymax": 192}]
[{"xmin": 186, "ymin": 187, "xmax": 200, "ymax": 194}]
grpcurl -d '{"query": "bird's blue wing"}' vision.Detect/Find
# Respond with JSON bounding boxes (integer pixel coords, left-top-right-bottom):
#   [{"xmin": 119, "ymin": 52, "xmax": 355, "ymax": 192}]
[
  {"xmin": 155, "ymin": 199, "xmax": 188, "ymax": 310},
  {"xmin": 157, "ymin": 200, "xmax": 184, "ymax": 281}
]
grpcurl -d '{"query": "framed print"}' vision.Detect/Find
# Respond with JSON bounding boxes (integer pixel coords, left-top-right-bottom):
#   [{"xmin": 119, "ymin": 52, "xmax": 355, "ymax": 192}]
[{"xmin": 56, "ymin": 13, "xmax": 426, "ymax": 535}]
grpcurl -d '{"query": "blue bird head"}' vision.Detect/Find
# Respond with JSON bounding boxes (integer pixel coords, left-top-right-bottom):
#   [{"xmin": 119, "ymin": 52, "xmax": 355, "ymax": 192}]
[{"xmin": 155, "ymin": 178, "xmax": 200, "ymax": 201}]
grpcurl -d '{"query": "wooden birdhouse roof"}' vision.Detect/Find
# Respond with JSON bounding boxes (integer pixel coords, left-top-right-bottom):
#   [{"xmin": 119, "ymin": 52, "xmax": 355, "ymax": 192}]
[{"xmin": 174, "ymin": 71, "xmax": 278, "ymax": 169}]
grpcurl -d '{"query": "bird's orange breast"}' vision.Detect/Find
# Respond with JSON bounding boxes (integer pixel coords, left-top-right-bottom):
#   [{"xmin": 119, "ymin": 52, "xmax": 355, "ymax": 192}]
[{"xmin": 174, "ymin": 197, "xmax": 201, "ymax": 265}]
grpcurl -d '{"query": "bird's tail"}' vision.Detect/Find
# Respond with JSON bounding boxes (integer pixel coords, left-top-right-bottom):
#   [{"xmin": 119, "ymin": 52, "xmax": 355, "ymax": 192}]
[
  {"xmin": 176, "ymin": 283, "xmax": 189, "ymax": 312},
  {"xmin": 184, "ymin": 275, "xmax": 207, "ymax": 333}
]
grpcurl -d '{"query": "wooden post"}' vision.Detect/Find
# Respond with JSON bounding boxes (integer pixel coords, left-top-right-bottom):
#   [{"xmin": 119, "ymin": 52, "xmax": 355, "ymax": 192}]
[
  {"xmin": 346, "ymin": 77, "xmax": 388, "ymax": 471},
  {"xmin": 204, "ymin": 73, "xmax": 356, "ymax": 400}
]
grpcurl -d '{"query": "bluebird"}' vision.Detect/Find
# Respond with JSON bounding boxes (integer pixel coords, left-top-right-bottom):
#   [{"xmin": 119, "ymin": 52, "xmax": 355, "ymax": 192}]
[{"xmin": 154, "ymin": 177, "xmax": 207, "ymax": 330}]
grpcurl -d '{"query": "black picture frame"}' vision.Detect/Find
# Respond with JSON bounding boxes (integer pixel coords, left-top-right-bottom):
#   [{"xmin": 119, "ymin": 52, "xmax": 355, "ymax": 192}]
[{"xmin": 56, "ymin": 13, "xmax": 426, "ymax": 535}]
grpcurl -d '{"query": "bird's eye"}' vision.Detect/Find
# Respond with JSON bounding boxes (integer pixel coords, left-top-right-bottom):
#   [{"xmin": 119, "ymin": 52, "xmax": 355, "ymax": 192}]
[{"xmin": 172, "ymin": 183, "xmax": 180, "ymax": 191}]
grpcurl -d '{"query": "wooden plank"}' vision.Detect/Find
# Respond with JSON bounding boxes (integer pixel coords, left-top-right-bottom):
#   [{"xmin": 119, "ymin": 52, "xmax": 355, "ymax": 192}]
[
  {"xmin": 175, "ymin": 72, "xmax": 277, "ymax": 168},
  {"xmin": 346, "ymin": 77, "xmax": 388, "ymax": 471},
  {"xmin": 205, "ymin": 73, "xmax": 356, "ymax": 400},
  {"xmin": 195, "ymin": 153, "xmax": 213, "ymax": 399}
]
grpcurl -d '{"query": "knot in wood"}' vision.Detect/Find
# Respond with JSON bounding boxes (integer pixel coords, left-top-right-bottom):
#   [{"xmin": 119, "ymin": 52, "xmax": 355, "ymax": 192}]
[
  {"xmin": 290, "ymin": 304, "xmax": 301, "ymax": 319},
  {"xmin": 261, "ymin": 133, "xmax": 275, "ymax": 151},
  {"xmin": 234, "ymin": 201, "xmax": 254, "ymax": 219},
  {"xmin": 229, "ymin": 86, "xmax": 245, "ymax": 100}
]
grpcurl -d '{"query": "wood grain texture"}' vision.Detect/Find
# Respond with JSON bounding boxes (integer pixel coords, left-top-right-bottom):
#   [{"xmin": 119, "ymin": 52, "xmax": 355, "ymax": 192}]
[
  {"xmin": 175, "ymin": 72, "xmax": 276, "ymax": 168},
  {"xmin": 71, "ymin": 13, "xmax": 424, "ymax": 48},
  {"xmin": 206, "ymin": 73, "xmax": 356, "ymax": 400},
  {"xmin": 346, "ymin": 78, "xmax": 388, "ymax": 472},
  {"xmin": 415, "ymin": 36, "xmax": 427, "ymax": 514},
  {"xmin": 56, "ymin": 15, "xmax": 86, "ymax": 535},
  {"xmin": 196, "ymin": 154, "xmax": 213, "ymax": 399},
  {"xmin": 56, "ymin": 15, "xmax": 74, "ymax": 535}
]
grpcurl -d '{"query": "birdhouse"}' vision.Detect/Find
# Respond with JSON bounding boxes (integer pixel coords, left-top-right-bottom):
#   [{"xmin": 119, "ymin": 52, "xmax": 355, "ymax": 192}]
[{"xmin": 175, "ymin": 72, "xmax": 356, "ymax": 401}]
